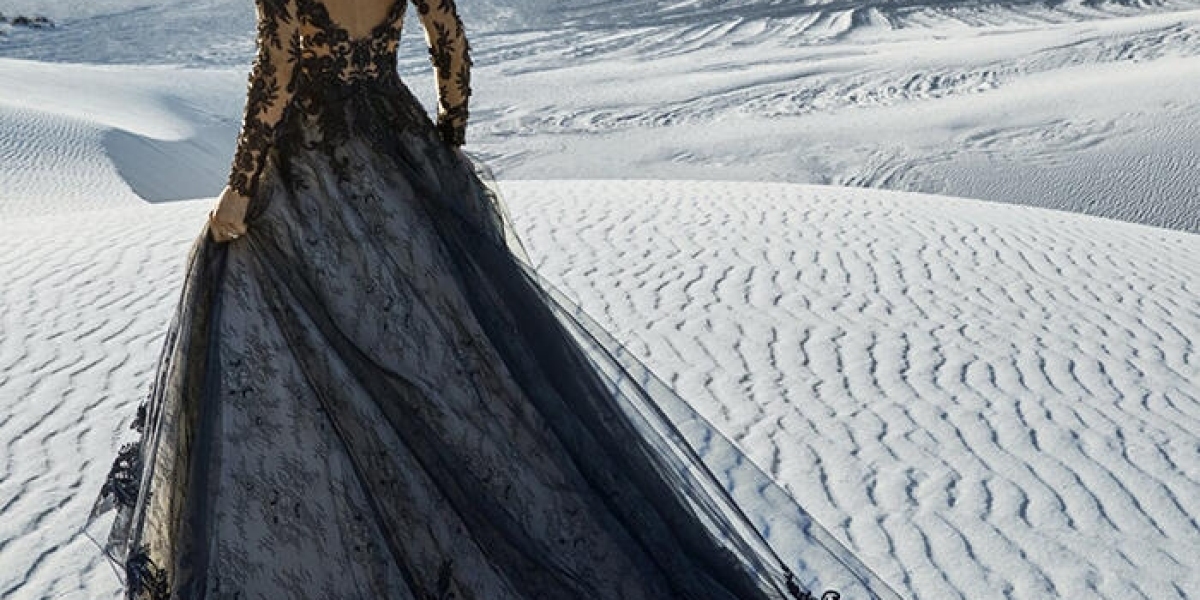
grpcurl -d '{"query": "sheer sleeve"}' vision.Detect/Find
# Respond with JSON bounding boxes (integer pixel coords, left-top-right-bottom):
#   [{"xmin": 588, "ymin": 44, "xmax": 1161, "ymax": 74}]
[
  {"xmin": 227, "ymin": 0, "xmax": 301, "ymax": 197},
  {"xmin": 412, "ymin": 0, "xmax": 472, "ymax": 147}
]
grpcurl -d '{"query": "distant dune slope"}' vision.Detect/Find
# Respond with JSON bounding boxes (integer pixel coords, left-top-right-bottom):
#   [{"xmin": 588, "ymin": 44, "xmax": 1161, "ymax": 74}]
[
  {"xmin": 3, "ymin": 0, "xmax": 1198, "ymax": 231},
  {"xmin": 4, "ymin": 0, "xmax": 1200, "ymax": 65},
  {"xmin": 0, "ymin": 182, "xmax": 1196, "ymax": 599}
]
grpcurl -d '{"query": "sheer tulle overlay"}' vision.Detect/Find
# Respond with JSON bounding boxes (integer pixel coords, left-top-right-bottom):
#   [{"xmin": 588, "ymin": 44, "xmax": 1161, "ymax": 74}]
[{"xmin": 87, "ymin": 2, "xmax": 900, "ymax": 599}]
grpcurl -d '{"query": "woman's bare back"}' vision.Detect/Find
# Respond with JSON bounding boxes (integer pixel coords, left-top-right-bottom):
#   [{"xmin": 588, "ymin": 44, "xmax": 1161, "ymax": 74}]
[{"xmin": 311, "ymin": 0, "xmax": 398, "ymax": 40}]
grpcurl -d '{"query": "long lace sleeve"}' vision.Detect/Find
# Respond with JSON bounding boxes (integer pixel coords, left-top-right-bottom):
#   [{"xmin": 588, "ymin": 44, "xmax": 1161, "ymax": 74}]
[
  {"xmin": 228, "ymin": 0, "xmax": 301, "ymax": 197},
  {"xmin": 412, "ymin": 0, "xmax": 472, "ymax": 147}
]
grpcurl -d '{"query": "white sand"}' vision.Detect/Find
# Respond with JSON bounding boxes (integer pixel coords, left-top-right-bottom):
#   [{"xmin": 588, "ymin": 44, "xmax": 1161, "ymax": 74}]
[
  {"xmin": 3, "ymin": 1, "xmax": 1199, "ymax": 229},
  {"xmin": 1, "ymin": 182, "xmax": 1197, "ymax": 598},
  {"xmin": 1, "ymin": 0, "xmax": 1198, "ymax": 598}
]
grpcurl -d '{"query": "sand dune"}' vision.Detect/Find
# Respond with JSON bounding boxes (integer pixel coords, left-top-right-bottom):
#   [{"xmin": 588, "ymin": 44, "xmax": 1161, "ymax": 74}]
[
  {"xmin": 1, "ymin": 182, "xmax": 1197, "ymax": 598},
  {"xmin": 468, "ymin": 9, "xmax": 1200, "ymax": 231},
  {"xmin": 5, "ymin": 1, "xmax": 1199, "ymax": 229},
  {"xmin": 0, "ymin": 58, "xmax": 242, "ymax": 215}
]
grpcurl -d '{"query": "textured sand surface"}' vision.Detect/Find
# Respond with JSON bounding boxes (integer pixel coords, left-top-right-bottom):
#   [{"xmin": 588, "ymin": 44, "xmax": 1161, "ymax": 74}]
[{"xmin": 1, "ymin": 182, "xmax": 1197, "ymax": 599}]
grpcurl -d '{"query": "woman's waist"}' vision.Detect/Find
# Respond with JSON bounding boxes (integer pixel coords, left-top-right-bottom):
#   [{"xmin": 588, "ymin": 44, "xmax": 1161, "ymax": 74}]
[
  {"xmin": 295, "ymin": 67, "xmax": 405, "ymax": 99},
  {"xmin": 279, "ymin": 71, "xmax": 435, "ymax": 141}
]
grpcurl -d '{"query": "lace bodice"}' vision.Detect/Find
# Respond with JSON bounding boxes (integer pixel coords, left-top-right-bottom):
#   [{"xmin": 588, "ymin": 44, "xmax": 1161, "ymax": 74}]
[{"xmin": 228, "ymin": 0, "xmax": 471, "ymax": 197}]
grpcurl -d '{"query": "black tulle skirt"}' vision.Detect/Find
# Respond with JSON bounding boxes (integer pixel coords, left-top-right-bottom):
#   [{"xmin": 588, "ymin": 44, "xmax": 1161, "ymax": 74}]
[{"xmin": 88, "ymin": 74, "xmax": 896, "ymax": 600}]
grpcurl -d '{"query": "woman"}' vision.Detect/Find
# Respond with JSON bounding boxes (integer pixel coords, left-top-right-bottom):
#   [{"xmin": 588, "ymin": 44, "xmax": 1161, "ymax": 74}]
[{"xmin": 89, "ymin": 1, "xmax": 892, "ymax": 598}]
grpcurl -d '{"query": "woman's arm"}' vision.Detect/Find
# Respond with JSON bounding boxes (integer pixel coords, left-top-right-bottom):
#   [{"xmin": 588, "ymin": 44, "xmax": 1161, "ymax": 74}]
[
  {"xmin": 228, "ymin": 0, "xmax": 301, "ymax": 197},
  {"xmin": 412, "ymin": 0, "xmax": 472, "ymax": 147},
  {"xmin": 211, "ymin": 0, "xmax": 301, "ymax": 242}
]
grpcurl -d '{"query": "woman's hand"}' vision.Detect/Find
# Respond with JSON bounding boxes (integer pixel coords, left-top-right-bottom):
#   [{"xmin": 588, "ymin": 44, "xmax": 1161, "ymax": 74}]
[{"xmin": 209, "ymin": 185, "xmax": 250, "ymax": 243}]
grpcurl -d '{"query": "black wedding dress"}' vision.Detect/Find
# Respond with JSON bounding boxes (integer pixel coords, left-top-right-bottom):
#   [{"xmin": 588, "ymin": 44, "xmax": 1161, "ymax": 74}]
[{"xmin": 87, "ymin": 1, "xmax": 899, "ymax": 598}]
